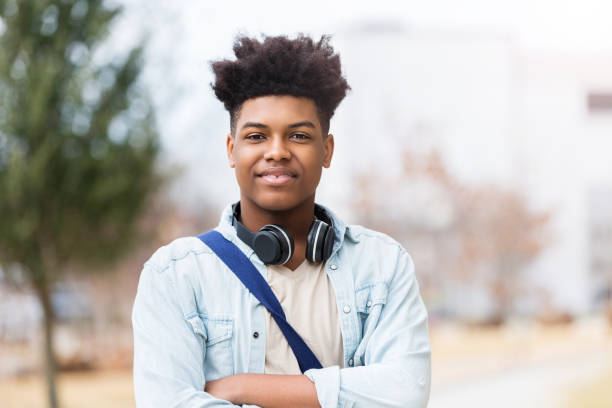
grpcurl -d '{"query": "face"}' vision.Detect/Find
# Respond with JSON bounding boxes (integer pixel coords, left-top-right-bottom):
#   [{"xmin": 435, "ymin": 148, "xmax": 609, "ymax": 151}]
[{"xmin": 227, "ymin": 95, "xmax": 334, "ymax": 212}]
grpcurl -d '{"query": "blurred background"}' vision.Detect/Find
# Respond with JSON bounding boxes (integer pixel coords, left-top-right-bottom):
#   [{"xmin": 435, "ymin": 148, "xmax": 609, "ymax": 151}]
[{"xmin": 1, "ymin": 0, "xmax": 611, "ymax": 407}]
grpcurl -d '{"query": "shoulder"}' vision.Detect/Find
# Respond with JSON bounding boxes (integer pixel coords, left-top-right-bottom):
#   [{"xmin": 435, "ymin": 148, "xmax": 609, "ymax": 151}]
[
  {"xmin": 344, "ymin": 225, "xmax": 414, "ymax": 280},
  {"xmin": 143, "ymin": 236, "xmax": 214, "ymax": 273},
  {"xmin": 346, "ymin": 224, "xmax": 408, "ymax": 256}
]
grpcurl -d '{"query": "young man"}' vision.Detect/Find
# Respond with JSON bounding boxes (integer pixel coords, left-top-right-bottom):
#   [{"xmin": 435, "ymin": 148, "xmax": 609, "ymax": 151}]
[{"xmin": 132, "ymin": 34, "xmax": 431, "ymax": 407}]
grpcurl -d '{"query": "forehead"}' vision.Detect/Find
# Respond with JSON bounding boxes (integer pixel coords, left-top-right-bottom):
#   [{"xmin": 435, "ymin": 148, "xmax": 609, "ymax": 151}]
[{"xmin": 236, "ymin": 95, "xmax": 321, "ymax": 130}]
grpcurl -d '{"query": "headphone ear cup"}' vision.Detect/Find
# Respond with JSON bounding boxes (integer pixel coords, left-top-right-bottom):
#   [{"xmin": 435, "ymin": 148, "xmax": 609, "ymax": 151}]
[
  {"xmin": 306, "ymin": 220, "xmax": 319, "ymax": 263},
  {"xmin": 257, "ymin": 224, "xmax": 294, "ymax": 265},
  {"xmin": 253, "ymin": 230, "xmax": 282, "ymax": 264},
  {"xmin": 306, "ymin": 219, "xmax": 333, "ymax": 263},
  {"xmin": 321, "ymin": 227, "xmax": 335, "ymax": 261}
]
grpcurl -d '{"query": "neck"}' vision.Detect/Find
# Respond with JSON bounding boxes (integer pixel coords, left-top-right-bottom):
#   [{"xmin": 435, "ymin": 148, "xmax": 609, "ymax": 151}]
[{"xmin": 239, "ymin": 197, "xmax": 315, "ymax": 239}]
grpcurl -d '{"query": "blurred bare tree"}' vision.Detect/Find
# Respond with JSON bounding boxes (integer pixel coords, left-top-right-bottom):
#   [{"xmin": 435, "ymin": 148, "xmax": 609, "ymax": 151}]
[
  {"xmin": 0, "ymin": 1, "xmax": 161, "ymax": 407},
  {"xmin": 354, "ymin": 149, "xmax": 552, "ymax": 322}
]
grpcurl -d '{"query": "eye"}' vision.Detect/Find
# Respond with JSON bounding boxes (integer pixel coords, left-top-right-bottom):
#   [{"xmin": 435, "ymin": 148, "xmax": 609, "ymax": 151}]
[
  {"xmin": 245, "ymin": 133, "xmax": 265, "ymax": 141},
  {"xmin": 290, "ymin": 133, "xmax": 310, "ymax": 140}
]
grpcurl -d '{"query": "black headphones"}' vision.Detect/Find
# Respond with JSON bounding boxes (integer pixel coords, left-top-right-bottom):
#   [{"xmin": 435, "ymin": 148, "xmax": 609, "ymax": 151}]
[{"xmin": 232, "ymin": 202, "xmax": 335, "ymax": 265}]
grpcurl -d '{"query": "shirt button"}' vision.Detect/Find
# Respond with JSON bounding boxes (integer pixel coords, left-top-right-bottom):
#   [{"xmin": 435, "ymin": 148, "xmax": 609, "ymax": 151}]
[
  {"xmin": 366, "ymin": 300, "xmax": 372, "ymax": 307},
  {"xmin": 253, "ymin": 331, "xmax": 259, "ymax": 339},
  {"xmin": 348, "ymin": 358, "xmax": 354, "ymax": 367},
  {"xmin": 330, "ymin": 264, "xmax": 338, "ymax": 270},
  {"xmin": 343, "ymin": 305, "xmax": 351, "ymax": 314}
]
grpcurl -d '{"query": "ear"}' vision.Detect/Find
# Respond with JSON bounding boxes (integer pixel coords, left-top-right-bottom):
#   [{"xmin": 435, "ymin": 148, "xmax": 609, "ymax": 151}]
[
  {"xmin": 323, "ymin": 133, "xmax": 334, "ymax": 168},
  {"xmin": 226, "ymin": 133, "xmax": 235, "ymax": 168}
]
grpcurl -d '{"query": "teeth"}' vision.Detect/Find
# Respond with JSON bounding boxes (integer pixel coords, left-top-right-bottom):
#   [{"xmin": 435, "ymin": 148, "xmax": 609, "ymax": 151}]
[{"xmin": 261, "ymin": 173, "xmax": 293, "ymax": 179}]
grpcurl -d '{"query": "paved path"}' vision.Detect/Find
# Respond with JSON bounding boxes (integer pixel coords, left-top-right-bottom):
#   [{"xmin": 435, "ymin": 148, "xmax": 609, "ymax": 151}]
[{"xmin": 429, "ymin": 349, "xmax": 610, "ymax": 407}]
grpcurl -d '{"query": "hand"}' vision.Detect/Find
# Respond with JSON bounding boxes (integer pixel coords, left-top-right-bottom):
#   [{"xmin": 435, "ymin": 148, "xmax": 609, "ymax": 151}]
[{"xmin": 205, "ymin": 374, "xmax": 243, "ymax": 404}]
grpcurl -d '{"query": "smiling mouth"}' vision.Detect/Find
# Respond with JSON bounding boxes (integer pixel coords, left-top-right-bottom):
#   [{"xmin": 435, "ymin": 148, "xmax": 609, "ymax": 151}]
[
  {"xmin": 261, "ymin": 174, "xmax": 294, "ymax": 185},
  {"xmin": 257, "ymin": 169, "xmax": 297, "ymax": 186}
]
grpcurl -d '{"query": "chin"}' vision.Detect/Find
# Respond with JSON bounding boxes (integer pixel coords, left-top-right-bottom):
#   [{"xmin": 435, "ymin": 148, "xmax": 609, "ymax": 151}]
[{"xmin": 248, "ymin": 192, "xmax": 313, "ymax": 213}]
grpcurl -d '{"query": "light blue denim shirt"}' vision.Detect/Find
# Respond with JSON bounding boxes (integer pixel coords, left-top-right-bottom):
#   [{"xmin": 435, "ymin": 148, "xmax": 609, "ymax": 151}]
[{"xmin": 132, "ymin": 203, "xmax": 431, "ymax": 408}]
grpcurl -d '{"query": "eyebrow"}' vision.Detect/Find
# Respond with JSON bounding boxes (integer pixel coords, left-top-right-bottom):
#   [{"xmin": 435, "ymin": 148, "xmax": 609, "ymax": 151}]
[
  {"xmin": 240, "ymin": 120, "xmax": 317, "ymax": 130},
  {"xmin": 241, "ymin": 122, "xmax": 268, "ymax": 130},
  {"xmin": 287, "ymin": 121, "xmax": 316, "ymax": 129}
]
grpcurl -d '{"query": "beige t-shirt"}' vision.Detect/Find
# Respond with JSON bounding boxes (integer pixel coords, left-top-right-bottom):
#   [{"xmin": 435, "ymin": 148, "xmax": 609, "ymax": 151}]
[{"xmin": 264, "ymin": 260, "xmax": 344, "ymax": 374}]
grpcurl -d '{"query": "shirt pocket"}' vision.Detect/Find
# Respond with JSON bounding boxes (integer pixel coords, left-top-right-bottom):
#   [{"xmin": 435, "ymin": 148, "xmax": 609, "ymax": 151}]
[
  {"xmin": 202, "ymin": 317, "xmax": 234, "ymax": 380},
  {"xmin": 353, "ymin": 282, "xmax": 389, "ymax": 365}
]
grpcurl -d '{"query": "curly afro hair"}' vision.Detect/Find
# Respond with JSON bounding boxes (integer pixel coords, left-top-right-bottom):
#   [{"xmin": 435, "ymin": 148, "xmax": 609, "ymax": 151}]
[{"xmin": 211, "ymin": 34, "xmax": 350, "ymax": 135}]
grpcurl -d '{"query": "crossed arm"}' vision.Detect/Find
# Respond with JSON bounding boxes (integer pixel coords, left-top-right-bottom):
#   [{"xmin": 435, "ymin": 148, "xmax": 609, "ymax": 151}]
[
  {"xmin": 132, "ymin": 263, "xmax": 323, "ymax": 408},
  {"xmin": 204, "ymin": 374, "xmax": 319, "ymax": 408},
  {"xmin": 133, "ymin": 250, "xmax": 430, "ymax": 407}
]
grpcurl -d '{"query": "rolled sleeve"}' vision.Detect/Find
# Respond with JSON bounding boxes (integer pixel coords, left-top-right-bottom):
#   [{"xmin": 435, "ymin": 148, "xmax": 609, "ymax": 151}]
[
  {"xmin": 304, "ymin": 365, "xmax": 341, "ymax": 408},
  {"xmin": 306, "ymin": 250, "xmax": 431, "ymax": 408}
]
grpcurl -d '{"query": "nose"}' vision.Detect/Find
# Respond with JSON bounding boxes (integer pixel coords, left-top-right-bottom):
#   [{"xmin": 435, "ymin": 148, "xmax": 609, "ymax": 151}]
[{"xmin": 263, "ymin": 135, "xmax": 291, "ymax": 162}]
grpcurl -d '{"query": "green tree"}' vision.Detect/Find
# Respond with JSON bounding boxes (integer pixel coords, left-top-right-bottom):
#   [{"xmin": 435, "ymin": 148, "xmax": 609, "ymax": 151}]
[{"xmin": 0, "ymin": 1, "xmax": 160, "ymax": 407}]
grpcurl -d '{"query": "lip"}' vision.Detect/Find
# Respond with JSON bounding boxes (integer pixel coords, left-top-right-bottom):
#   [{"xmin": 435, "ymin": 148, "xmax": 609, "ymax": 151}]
[{"xmin": 257, "ymin": 167, "xmax": 297, "ymax": 186}]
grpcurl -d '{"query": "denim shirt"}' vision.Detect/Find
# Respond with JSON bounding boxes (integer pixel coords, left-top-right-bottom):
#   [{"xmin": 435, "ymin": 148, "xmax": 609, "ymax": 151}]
[{"xmin": 132, "ymin": 204, "xmax": 431, "ymax": 408}]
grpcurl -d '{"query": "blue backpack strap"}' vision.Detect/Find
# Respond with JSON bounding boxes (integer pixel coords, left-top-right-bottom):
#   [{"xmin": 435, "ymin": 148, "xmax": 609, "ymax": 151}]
[{"xmin": 198, "ymin": 230, "xmax": 323, "ymax": 373}]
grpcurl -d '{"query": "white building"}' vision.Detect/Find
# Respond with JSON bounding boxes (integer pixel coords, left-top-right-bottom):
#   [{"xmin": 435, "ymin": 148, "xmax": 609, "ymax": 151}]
[{"xmin": 320, "ymin": 22, "xmax": 612, "ymax": 316}]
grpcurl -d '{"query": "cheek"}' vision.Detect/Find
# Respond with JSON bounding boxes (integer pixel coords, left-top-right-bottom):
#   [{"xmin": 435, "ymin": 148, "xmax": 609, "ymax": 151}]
[
  {"xmin": 310, "ymin": 168, "xmax": 323, "ymax": 184},
  {"xmin": 302, "ymin": 155, "xmax": 324, "ymax": 184},
  {"xmin": 232, "ymin": 152, "xmax": 255, "ymax": 185},
  {"xmin": 234, "ymin": 149, "xmax": 257, "ymax": 170}
]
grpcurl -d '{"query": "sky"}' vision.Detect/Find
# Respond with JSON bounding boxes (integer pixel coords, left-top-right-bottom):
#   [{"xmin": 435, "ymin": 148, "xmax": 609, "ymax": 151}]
[{"xmin": 146, "ymin": 0, "xmax": 612, "ymax": 53}]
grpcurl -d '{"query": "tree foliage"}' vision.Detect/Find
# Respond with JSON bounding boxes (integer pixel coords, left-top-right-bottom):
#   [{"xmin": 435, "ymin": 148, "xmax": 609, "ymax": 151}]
[
  {"xmin": 0, "ymin": 1, "xmax": 160, "ymax": 406},
  {"xmin": 0, "ymin": 0, "xmax": 160, "ymax": 277}
]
